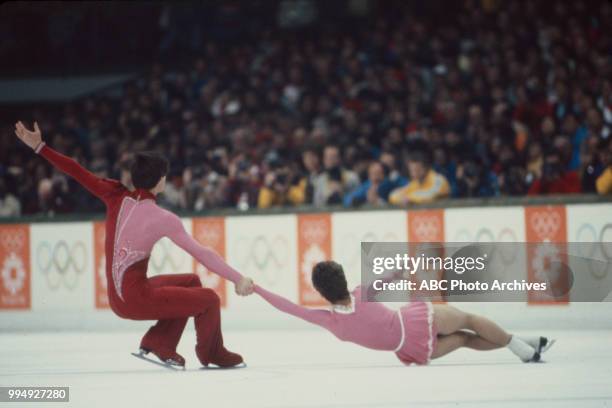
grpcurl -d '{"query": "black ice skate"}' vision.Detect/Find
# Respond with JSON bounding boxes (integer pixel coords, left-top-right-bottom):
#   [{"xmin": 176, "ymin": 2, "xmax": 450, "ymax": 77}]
[
  {"xmin": 131, "ymin": 348, "xmax": 186, "ymax": 371},
  {"xmin": 537, "ymin": 337, "xmax": 556, "ymax": 355}
]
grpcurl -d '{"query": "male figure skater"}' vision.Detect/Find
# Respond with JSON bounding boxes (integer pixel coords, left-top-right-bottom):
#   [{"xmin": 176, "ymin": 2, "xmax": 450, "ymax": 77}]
[{"xmin": 15, "ymin": 121, "xmax": 254, "ymax": 368}]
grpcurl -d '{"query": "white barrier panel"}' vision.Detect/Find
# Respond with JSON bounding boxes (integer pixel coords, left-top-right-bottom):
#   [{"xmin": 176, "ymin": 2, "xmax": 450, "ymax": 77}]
[
  {"xmin": 1, "ymin": 203, "xmax": 611, "ymax": 331},
  {"xmin": 226, "ymin": 214, "xmax": 297, "ymax": 312},
  {"xmin": 149, "ymin": 218, "xmax": 193, "ymax": 276},
  {"xmin": 445, "ymin": 206, "xmax": 525, "ymax": 243},
  {"xmin": 30, "ymin": 222, "xmax": 94, "ymax": 311},
  {"xmin": 332, "ymin": 210, "xmax": 407, "ymax": 286}
]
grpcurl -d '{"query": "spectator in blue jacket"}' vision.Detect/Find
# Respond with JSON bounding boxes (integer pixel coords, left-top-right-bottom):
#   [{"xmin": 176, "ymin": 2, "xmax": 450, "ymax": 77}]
[{"xmin": 344, "ymin": 161, "xmax": 401, "ymax": 207}]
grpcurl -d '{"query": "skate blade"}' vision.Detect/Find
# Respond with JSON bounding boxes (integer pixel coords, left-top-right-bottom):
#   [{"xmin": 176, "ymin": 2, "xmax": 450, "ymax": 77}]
[
  {"xmin": 200, "ymin": 362, "xmax": 247, "ymax": 370},
  {"xmin": 131, "ymin": 351, "xmax": 185, "ymax": 371},
  {"xmin": 541, "ymin": 339, "xmax": 556, "ymax": 353}
]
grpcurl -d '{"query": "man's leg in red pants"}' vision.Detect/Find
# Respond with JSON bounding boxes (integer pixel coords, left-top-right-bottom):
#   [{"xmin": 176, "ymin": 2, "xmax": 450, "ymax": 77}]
[
  {"xmin": 140, "ymin": 273, "xmax": 202, "ymax": 365},
  {"xmin": 193, "ymin": 295, "xmax": 238, "ymax": 367},
  {"xmin": 122, "ymin": 273, "xmax": 243, "ymax": 367}
]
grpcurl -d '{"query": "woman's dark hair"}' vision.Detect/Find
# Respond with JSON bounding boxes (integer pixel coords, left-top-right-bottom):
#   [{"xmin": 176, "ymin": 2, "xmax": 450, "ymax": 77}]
[
  {"xmin": 130, "ymin": 151, "xmax": 169, "ymax": 189},
  {"xmin": 311, "ymin": 261, "xmax": 350, "ymax": 303}
]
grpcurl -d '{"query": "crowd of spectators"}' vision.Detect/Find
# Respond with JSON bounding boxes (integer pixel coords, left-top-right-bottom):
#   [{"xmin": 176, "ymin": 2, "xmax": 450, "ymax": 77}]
[{"xmin": 1, "ymin": 0, "xmax": 611, "ymax": 217}]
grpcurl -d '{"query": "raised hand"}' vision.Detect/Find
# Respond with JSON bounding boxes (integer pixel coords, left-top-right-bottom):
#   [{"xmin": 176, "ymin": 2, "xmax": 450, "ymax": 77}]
[
  {"xmin": 235, "ymin": 277, "xmax": 255, "ymax": 296},
  {"xmin": 14, "ymin": 121, "xmax": 43, "ymax": 150}
]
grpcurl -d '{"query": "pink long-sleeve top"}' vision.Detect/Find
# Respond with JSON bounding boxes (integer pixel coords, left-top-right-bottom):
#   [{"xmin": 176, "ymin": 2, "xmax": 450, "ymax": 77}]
[
  {"xmin": 37, "ymin": 144, "xmax": 243, "ymax": 303},
  {"xmin": 108, "ymin": 195, "xmax": 243, "ymax": 299},
  {"xmin": 254, "ymin": 285, "xmax": 404, "ymax": 351}
]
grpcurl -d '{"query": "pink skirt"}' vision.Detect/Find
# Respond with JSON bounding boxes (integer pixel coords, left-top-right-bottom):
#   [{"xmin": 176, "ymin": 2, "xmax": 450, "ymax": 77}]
[{"xmin": 394, "ymin": 301, "xmax": 437, "ymax": 365}]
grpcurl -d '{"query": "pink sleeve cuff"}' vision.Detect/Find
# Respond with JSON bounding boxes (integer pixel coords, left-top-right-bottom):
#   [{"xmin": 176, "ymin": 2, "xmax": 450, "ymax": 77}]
[{"xmin": 34, "ymin": 141, "xmax": 46, "ymax": 154}]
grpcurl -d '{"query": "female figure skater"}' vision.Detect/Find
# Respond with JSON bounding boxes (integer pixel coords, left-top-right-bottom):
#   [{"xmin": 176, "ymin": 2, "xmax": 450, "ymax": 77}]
[
  {"xmin": 15, "ymin": 121, "xmax": 254, "ymax": 368},
  {"xmin": 254, "ymin": 260, "xmax": 554, "ymax": 365}
]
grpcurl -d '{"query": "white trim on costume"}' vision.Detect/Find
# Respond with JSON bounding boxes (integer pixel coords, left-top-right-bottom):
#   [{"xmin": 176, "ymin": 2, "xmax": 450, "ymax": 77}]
[
  {"xmin": 34, "ymin": 141, "xmax": 46, "ymax": 154},
  {"xmin": 111, "ymin": 196, "xmax": 150, "ymax": 301},
  {"xmin": 393, "ymin": 309, "xmax": 406, "ymax": 352},
  {"xmin": 332, "ymin": 294, "xmax": 356, "ymax": 314},
  {"xmin": 425, "ymin": 301, "xmax": 434, "ymax": 362}
]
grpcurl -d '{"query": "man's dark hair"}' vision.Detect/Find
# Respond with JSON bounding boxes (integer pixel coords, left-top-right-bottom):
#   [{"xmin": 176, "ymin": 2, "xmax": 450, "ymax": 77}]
[
  {"xmin": 312, "ymin": 261, "xmax": 350, "ymax": 303},
  {"xmin": 407, "ymin": 149, "xmax": 432, "ymax": 167},
  {"xmin": 130, "ymin": 151, "xmax": 169, "ymax": 189},
  {"xmin": 302, "ymin": 144, "xmax": 321, "ymax": 156}
]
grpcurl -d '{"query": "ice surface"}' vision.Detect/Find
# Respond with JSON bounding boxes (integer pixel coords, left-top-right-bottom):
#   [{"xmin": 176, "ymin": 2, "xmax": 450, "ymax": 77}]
[{"xmin": 1, "ymin": 329, "xmax": 611, "ymax": 408}]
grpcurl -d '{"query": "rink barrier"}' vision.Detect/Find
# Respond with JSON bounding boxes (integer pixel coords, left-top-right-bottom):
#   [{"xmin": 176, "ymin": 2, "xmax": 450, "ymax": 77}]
[
  {"xmin": 0, "ymin": 196, "xmax": 611, "ymax": 330},
  {"xmin": 0, "ymin": 193, "xmax": 608, "ymax": 225}
]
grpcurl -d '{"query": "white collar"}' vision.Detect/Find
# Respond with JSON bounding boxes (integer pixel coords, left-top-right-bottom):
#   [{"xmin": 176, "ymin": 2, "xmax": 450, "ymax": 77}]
[{"xmin": 331, "ymin": 294, "xmax": 356, "ymax": 314}]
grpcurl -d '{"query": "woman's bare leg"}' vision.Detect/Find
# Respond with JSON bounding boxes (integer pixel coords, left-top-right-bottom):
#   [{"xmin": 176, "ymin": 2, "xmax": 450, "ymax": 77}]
[
  {"xmin": 433, "ymin": 304, "xmax": 511, "ymax": 346},
  {"xmin": 432, "ymin": 331, "xmax": 502, "ymax": 359},
  {"xmin": 465, "ymin": 334, "xmax": 503, "ymax": 350},
  {"xmin": 431, "ymin": 332, "xmax": 468, "ymax": 359}
]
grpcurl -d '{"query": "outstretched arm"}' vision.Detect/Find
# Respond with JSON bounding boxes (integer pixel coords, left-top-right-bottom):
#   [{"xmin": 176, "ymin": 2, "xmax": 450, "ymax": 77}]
[
  {"xmin": 164, "ymin": 212, "xmax": 247, "ymax": 287},
  {"xmin": 254, "ymin": 284, "xmax": 333, "ymax": 328},
  {"xmin": 14, "ymin": 121, "xmax": 121, "ymax": 201}
]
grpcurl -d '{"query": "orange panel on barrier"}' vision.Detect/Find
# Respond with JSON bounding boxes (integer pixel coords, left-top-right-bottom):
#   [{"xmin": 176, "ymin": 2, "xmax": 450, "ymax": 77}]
[
  {"xmin": 193, "ymin": 217, "xmax": 227, "ymax": 307},
  {"xmin": 93, "ymin": 221, "xmax": 109, "ymax": 309},
  {"xmin": 297, "ymin": 213, "xmax": 332, "ymax": 306},
  {"xmin": 0, "ymin": 224, "xmax": 30, "ymax": 309},
  {"xmin": 524, "ymin": 206, "xmax": 569, "ymax": 305},
  {"xmin": 407, "ymin": 209, "xmax": 446, "ymax": 303},
  {"xmin": 408, "ymin": 209, "xmax": 445, "ymax": 243}
]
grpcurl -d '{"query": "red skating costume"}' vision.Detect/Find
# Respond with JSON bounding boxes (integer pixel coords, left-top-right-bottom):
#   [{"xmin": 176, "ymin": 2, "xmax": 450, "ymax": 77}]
[{"xmin": 36, "ymin": 143, "xmax": 244, "ymax": 367}]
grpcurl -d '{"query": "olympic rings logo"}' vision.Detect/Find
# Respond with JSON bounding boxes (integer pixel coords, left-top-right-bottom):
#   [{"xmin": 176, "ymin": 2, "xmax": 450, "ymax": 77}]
[
  {"xmin": 149, "ymin": 239, "xmax": 187, "ymax": 273},
  {"xmin": 233, "ymin": 235, "xmax": 288, "ymax": 284},
  {"xmin": 574, "ymin": 223, "xmax": 612, "ymax": 280},
  {"xmin": 453, "ymin": 227, "xmax": 518, "ymax": 243},
  {"xmin": 36, "ymin": 241, "xmax": 87, "ymax": 291},
  {"xmin": 529, "ymin": 211, "xmax": 561, "ymax": 240},
  {"xmin": 339, "ymin": 231, "xmax": 400, "ymax": 270},
  {"xmin": 452, "ymin": 228, "xmax": 519, "ymax": 266}
]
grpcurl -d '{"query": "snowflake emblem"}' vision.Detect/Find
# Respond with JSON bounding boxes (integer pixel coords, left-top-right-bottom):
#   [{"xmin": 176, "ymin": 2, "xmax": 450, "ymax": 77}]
[
  {"xmin": 301, "ymin": 244, "xmax": 326, "ymax": 290},
  {"xmin": 532, "ymin": 243, "xmax": 561, "ymax": 283},
  {"xmin": 197, "ymin": 264, "xmax": 221, "ymax": 288},
  {"xmin": 1, "ymin": 252, "xmax": 26, "ymax": 295}
]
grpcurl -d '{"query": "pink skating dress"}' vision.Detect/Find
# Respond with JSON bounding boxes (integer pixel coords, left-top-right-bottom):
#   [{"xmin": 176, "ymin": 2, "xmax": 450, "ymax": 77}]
[{"xmin": 254, "ymin": 285, "xmax": 437, "ymax": 365}]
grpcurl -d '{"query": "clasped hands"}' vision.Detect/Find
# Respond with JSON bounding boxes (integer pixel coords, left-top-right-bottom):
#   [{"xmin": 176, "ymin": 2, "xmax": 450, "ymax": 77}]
[{"xmin": 235, "ymin": 277, "xmax": 255, "ymax": 296}]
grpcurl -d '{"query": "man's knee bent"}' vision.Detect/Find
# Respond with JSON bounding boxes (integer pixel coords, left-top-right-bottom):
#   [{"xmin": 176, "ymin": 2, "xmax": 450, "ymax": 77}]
[
  {"xmin": 201, "ymin": 288, "xmax": 220, "ymax": 309},
  {"xmin": 189, "ymin": 274, "xmax": 202, "ymax": 287}
]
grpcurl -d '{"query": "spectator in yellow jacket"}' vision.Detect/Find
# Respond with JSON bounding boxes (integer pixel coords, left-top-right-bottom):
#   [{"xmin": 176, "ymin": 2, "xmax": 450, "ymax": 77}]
[
  {"xmin": 389, "ymin": 150, "xmax": 450, "ymax": 205},
  {"xmin": 258, "ymin": 166, "xmax": 306, "ymax": 208},
  {"xmin": 596, "ymin": 167, "xmax": 612, "ymax": 194},
  {"xmin": 596, "ymin": 140, "xmax": 612, "ymax": 195}
]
